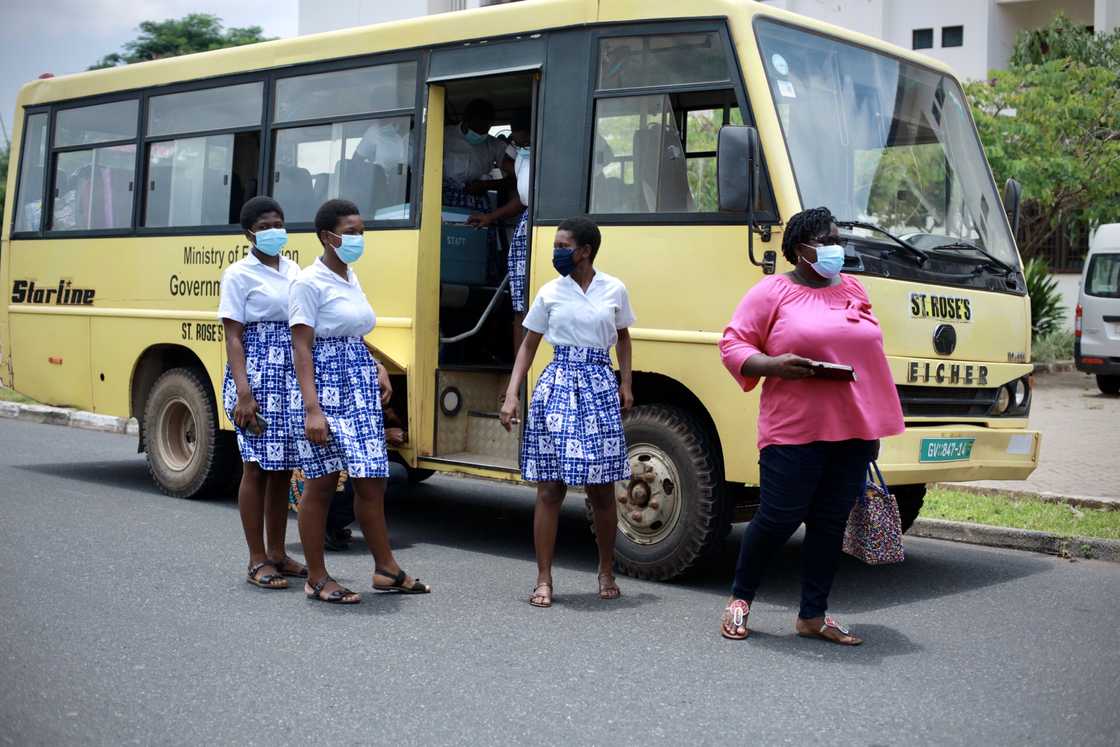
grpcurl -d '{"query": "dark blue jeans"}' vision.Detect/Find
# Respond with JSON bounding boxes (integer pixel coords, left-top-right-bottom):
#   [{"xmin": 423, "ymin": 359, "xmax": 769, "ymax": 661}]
[{"xmin": 731, "ymin": 439, "xmax": 876, "ymax": 619}]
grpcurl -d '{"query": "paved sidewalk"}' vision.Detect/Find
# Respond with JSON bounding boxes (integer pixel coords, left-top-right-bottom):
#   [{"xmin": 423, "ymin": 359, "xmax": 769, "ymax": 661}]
[{"xmin": 949, "ymin": 371, "xmax": 1119, "ymax": 503}]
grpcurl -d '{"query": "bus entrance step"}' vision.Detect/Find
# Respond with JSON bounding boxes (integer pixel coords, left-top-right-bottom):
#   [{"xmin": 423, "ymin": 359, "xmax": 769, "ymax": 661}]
[{"xmin": 465, "ymin": 410, "xmax": 519, "ymax": 464}]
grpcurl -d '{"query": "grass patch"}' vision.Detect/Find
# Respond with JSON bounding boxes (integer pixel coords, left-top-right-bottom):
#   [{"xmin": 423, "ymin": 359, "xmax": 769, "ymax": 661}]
[
  {"xmin": 0, "ymin": 386, "xmax": 38, "ymax": 405},
  {"xmin": 1031, "ymin": 328, "xmax": 1075, "ymax": 363},
  {"xmin": 924, "ymin": 488, "xmax": 1120, "ymax": 540}
]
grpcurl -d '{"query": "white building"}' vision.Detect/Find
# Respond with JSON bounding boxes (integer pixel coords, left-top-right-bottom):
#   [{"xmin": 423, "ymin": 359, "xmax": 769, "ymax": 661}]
[
  {"xmin": 761, "ymin": 0, "xmax": 1120, "ymax": 80},
  {"xmin": 299, "ymin": 0, "xmax": 1120, "ymax": 81}
]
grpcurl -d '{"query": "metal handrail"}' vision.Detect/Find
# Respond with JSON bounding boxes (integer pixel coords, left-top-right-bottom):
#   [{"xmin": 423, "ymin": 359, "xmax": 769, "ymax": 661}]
[{"xmin": 439, "ymin": 273, "xmax": 511, "ymax": 344}]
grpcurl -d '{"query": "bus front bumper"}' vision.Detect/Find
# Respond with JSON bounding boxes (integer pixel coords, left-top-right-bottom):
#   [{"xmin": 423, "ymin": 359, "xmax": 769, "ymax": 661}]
[{"xmin": 878, "ymin": 425, "xmax": 1040, "ymax": 486}]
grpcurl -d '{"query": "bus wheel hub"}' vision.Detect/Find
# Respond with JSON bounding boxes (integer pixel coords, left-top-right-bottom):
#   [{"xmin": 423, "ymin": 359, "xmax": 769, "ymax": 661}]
[{"xmin": 616, "ymin": 444, "xmax": 682, "ymax": 545}]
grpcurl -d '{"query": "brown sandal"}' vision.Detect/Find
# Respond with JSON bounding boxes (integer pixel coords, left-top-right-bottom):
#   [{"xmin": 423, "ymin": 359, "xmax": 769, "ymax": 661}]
[
  {"xmin": 796, "ymin": 615, "xmax": 863, "ymax": 646},
  {"xmin": 720, "ymin": 599, "xmax": 750, "ymax": 640},
  {"xmin": 246, "ymin": 561, "xmax": 288, "ymax": 589},
  {"xmin": 304, "ymin": 576, "xmax": 360, "ymax": 604},
  {"xmin": 597, "ymin": 573, "xmax": 621, "ymax": 600},
  {"xmin": 271, "ymin": 556, "xmax": 308, "ymax": 578},
  {"xmin": 373, "ymin": 568, "xmax": 431, "ymax": 594},
  {"xmin": 529, "ymin": 582, "xmax": 552, "ymax": 608}
]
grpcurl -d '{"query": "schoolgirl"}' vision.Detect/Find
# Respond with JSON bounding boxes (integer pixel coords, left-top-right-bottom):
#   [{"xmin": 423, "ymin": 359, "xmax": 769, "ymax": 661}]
[
  {"xmin": 500, "ymin": 217, "xmax": 635, "ymax": 608},
  {"xmin": 219, "ymin": 196, "xmax": 306, "ymax": 589},
  {"xmin": 288, "ymin": 198, "xmax": 430, "ymax": 604}
]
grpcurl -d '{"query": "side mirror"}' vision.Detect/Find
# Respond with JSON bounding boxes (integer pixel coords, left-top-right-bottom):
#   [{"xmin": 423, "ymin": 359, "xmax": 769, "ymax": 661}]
[
  {"xmin": 1004, "ymin": 178, "xmax": 1022, "ymax": 236},
  {"xmin": 718, "ymin": 125, "xmax": 772, "ymax": 272},
  {"xmin": 717, "ymin": 125, "xmax": 760, "ymax": 213}
]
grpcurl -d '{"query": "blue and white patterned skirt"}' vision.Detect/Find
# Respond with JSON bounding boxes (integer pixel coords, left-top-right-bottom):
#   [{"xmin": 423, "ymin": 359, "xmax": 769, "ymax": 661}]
[
  {"xmin": 508, "ymin": 208, "xmax": 529, "ymax": 313},
  {"xmin": 521, "ymin": 346, "xmax": 631, "ymax": 486},
  {"xmin": 287, "ymin": 336, "xmax": 389, "ymax": 480},
  {"xmin": 222, "ymin": 321, "xmax": 299, "ymax": 471}
]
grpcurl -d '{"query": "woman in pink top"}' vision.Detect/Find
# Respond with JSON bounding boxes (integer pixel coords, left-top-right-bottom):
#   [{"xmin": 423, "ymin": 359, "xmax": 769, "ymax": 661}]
[{"xmin": 718, "ymin": 207, "xmax": 903, "ymax": 645}]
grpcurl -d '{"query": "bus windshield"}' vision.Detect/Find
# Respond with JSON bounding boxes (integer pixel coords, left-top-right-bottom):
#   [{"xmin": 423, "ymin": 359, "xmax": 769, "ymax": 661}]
[{"xmin": 755, "ymin": 20, "xmax": 1018, "ymax": 269}]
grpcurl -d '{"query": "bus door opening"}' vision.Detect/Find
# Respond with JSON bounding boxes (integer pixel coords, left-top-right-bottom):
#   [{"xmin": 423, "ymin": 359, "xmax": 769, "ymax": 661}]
[{"xmin": 434, "ymin": 72, "xmax": 537, "ymax": 470}]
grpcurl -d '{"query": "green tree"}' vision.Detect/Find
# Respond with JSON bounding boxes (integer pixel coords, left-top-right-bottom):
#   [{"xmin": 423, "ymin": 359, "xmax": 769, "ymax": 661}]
[
  {"xmin": 966, "ymin": 59, "xmax": 1120, "ymax": 256},
  {"xmin": 1011, "ymin": 12, "xmax": 1120, "ymax": 75},
  {"xmin": 90, "ymin": 13, "xmax": 273, "ymax": 69}
]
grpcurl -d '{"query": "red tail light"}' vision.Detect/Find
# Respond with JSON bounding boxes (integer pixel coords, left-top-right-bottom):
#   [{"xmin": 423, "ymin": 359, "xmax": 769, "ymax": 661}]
[{"xmin": 1075, "ymin": 304, "xmax": 1083, "ymax": 338}]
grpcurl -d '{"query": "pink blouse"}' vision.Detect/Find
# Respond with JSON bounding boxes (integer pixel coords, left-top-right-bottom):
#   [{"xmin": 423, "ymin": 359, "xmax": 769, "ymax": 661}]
[{"xmin": 720, "ymin": 273, "xmax": 904, "ymax": 450}]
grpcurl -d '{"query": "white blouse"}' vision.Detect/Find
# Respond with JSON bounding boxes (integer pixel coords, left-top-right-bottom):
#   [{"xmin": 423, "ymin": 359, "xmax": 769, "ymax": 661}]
[
  {"xmin": 288, "ymin": 258, "xmax": 377, "ymax": 339},
  {"xmin": 217, "ymin": 254, "xmax": 300, "ymax": 324},
  {"xmin": 523, "ymin": 271, "xmax": 636, "ymax": 349}
]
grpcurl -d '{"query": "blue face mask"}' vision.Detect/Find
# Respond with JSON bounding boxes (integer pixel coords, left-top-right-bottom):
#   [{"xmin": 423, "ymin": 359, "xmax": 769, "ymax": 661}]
[
  {"xmin": 464, "ymin": 128, "xmax": 488, "ymax": 146},
  {"xmin": 808, "ymin": 243, "xmax": 845, "ymax": 279},
  {"xmin": 251, "ymin": 227, "xmax": 287, "ymax": 257},
  {"xmin": 552, "ymin": 247, "xmax": 577, "ymax": 277},
  {"xmin": 331, "ymin": 232, "xmax": 365, "ymax": 264}
]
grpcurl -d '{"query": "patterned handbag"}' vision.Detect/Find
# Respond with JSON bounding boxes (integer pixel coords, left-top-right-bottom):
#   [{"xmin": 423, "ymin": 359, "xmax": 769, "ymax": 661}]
[{"xmin": 842, "ymin": 461, "xmax": 905, "ymax": 565}]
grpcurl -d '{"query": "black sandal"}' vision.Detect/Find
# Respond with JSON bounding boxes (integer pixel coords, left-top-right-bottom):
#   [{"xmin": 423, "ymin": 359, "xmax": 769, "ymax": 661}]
[
  {"xmin": 304, "ymin": 576, "xmax": 360, "ymax": 604},
  {"xmin": 373, "ymin": 568, "xmax": 431, "ymax": 594},
  {"xmin": 247, "ymin": 561, "xmax": 287, "ymax": 589}
]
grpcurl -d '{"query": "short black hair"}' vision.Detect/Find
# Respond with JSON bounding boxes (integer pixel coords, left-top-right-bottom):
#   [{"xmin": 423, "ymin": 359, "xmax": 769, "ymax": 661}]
[
  {"xmin": 558, "ymin": 216, "xmax": 602, "ymax": 260},
  {"xmin": 510, "ymin": 110, "xmax": 531, "ymax": 134},
  {"xmin": 463, "ymin": 98, "xmax": 495, "ymax": 122},
  {"xmin": 239, "ymin": 196, "xmax": 284, "ymax": 231},
  {"xmin": 781, "ymin": 206, "xmax": 835, "ymax": 264},
  {"xmin": 314, "ymin": 198, "xmax": 361, "ymax": 235}
]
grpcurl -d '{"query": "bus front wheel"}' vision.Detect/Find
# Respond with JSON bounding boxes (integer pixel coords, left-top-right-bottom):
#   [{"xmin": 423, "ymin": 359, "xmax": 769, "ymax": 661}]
[
  {"xmin": 143, "ymin": 367, "xmax": 235, "ymax": 499},
  {"xmin": 609, "ymin": 404, "xmax": 727, "ymax": 581}
]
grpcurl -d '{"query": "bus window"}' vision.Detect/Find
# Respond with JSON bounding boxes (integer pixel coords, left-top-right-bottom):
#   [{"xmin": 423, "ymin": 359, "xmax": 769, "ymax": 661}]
[
  {"xmin": 598, "ymin": 33, "xmax": 730, "ymax": 90},
  {"xmin": 589, "ymin": 32, "xmax": 761, "ymax": 217},
  {"xmin": 589, "ymin": 90, "xmax": 742, "ymax": 214},
  {"xmin": 143, "ymin": 83, "xmax": 264, "ymax": 227},
  {"xmin": 13, "ymin": 112, "xmax": 48, "ymax": 232},
  {"xmin": 270, "ymin": 62, "xmax": 417, "ymax": 223},
  {"xmin": 49, "ymin": 99, "xmax": 138, "ymax": 232}
]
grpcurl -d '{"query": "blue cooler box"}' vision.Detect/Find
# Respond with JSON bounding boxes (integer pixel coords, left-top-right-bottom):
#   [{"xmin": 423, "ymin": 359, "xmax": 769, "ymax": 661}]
[{"xmin": 441, "ymin": 207, "xmax": 489, "ymax": 285}]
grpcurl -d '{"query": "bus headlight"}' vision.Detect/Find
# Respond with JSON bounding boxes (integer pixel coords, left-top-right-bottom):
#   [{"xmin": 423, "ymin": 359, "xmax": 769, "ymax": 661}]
[
  {"xmin": 993, "ymin": 386, "xmax": 1011, "ymax": 415},
  {"xmin": 1007, "ymin": 376, "xmax": 1031, "ymax": 415}
]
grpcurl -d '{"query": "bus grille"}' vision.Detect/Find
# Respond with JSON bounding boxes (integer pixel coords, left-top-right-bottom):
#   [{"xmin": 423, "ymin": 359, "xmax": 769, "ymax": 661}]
[{"xmin": 896, "ymin": 385, "xmax": 998, "ymax": 418}]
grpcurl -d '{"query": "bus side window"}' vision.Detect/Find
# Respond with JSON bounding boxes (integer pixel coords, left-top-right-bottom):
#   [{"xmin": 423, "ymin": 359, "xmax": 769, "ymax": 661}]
[
  {"xmin": 588, "ymin": 31, "xmax": 769, "ymax": 218},
  {"xmin": 49, "ymin": 99, "xmax": 138, "ymax": 232},
  {"xmin": 270, "ymin": 62, "xmax": 418, "ymax": 224},
  {"xmin": 143, "ymin": 82, "xmax": 263, "ymax": 228},
  {"xmin": 13, "ymin": 112, "xmax": 48, "ymax": 233}
]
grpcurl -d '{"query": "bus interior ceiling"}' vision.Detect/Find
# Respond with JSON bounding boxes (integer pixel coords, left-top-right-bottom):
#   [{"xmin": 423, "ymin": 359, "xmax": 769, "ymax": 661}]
[{"xmin": 434, "ymin": 73, "xmax": 534, "ymax": 469}]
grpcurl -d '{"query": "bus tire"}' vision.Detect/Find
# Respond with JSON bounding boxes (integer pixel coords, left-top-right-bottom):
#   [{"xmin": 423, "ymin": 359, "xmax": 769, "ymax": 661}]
[
  {"xmin": 609, "ymin": 404, "xmax": 727, "ymax": 581},
  {"xmin": 1096, "ymin": 375, "xmax": 1120, "ymax": 396},
  {"xmin": 143, "ymin": 367, "xmax": 234, "ymax": 499},
  {"xmin": 894, "ymin": 484, "xmax": 926, "ymax": 533},
  {"xmin": 407, "ymin": 467, "xmax": 436, "ymax": 484}
]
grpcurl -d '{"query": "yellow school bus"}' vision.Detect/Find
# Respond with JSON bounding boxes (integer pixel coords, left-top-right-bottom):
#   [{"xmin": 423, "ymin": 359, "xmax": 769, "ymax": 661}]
[{"xmin": 0, "ymin": 0, "xmax": 1038, "ymax": 579}]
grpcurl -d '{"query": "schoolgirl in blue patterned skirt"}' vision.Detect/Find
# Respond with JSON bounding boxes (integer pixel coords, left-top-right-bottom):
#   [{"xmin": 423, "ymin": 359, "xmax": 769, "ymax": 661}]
[
  {"xmin": 219, "ymin": 196, "xmax": 307, "ymax": 590},
  {"xmin": 501, "ymin": 217, "xmax": 637, "ymax": 608},
  {"xmin": 288, "ymin": 198, "xmax": 431, "ymax": 605}
]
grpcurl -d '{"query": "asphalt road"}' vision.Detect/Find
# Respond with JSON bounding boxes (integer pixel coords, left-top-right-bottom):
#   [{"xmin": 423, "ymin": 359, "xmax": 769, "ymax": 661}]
[{"xmin": 1, "ymin": 419, "xmax": 1118, "ymax": 746}]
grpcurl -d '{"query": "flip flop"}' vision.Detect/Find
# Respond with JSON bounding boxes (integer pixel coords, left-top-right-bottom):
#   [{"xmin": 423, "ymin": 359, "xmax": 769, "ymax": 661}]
[
  {"xmin": 373, "ymin": 568, "xmax": 431, "ymax": 594},
  {"xmin": 797, "ymin": 615, "xmax": 863, "ymax": 646},
  {"xmin": 529, "ymin": 582, "xmax": 552, "ymax": 608},
  {"xmin": 597, "ymin": 573, "xmax": 621, "ymax": 600},
  {"xmin": 720, "ymin": 599, "xmax": 750, "ymax": 640},
  {"xmin": 247, "ymin": 560, "xmax": 288, "ymax": 590}
]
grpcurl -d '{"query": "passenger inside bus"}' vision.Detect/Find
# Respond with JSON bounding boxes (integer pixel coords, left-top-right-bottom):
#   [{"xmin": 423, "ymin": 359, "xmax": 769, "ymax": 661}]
[{"xmin": 441, "ymin": 98, "xmax": 510, "ymax": 211}]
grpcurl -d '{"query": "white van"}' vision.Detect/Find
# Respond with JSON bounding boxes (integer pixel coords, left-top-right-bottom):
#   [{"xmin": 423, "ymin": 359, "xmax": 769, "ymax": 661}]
[{"xmin": 1076, "ymin": 223, "xmax": 1120, "ymax": 395}]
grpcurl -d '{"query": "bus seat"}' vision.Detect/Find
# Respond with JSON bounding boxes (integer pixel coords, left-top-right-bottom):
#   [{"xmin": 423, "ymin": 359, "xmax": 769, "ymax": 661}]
[
  {"xmin": 273, "ymin": 165, "xmax": 317, "ymax": 222},
  {"xmin": 633, "ymin": 124, "xmax": 694, "ymax": 213},
  {"xmin": 334, "ymin": 156, "xmax": 387, "ymax": 216}
]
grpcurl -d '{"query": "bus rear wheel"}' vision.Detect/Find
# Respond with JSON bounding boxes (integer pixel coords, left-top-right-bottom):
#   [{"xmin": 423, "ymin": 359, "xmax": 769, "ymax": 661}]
[
  {"xmin": 610, "ymin": 404, "xmax": 727, "ymax": 581},
  {"xmin": 143, "ymin": 367, "xmax": 235, "ymax": 499},
  {"xmin": 1097, "ymin": 375, "xmax": 1120, "ymax": 396}
]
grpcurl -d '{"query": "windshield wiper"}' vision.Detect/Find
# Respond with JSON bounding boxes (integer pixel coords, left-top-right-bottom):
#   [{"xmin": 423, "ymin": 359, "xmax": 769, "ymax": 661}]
[
  {"xmin": 834, "ymin": 220, "xmax": 929, "ymax": 266},
  {"xmin": 925, "ymin": 241, "xmax": 1017, "ymax": 276}
]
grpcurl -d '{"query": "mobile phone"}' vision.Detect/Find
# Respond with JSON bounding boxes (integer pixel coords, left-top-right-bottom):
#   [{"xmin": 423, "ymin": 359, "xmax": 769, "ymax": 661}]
[
  {"xmin": 810, "ymin": 361, "xmax": 858, "ymax": 382},
  {"xmin": 249, "ymin": 412, "xmax": 269, "ymax": 435}
]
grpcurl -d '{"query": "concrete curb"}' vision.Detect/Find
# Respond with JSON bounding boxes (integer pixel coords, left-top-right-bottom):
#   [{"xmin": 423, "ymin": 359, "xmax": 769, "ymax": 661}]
[
  {"xmin": 0, "ymin": 401, "xmax": 138, "ymax": 436},
  {"xmin": 1032, "ymin": 360, "xmax": 1075, "ymax": 374},
  {"xmin": 934, "ymin": 482, "xmax": 1119, "ymax": 511},
  {"xmin": 911, "ymin": 517, "xmax": 1120, "ymax": 563}
]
